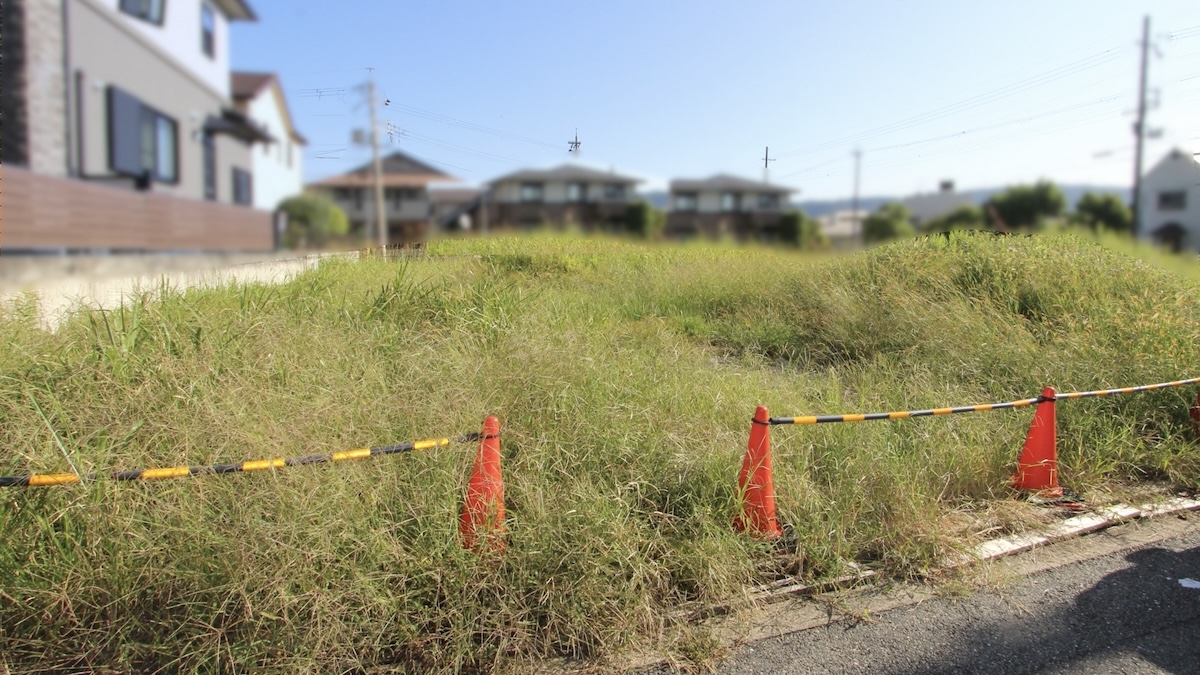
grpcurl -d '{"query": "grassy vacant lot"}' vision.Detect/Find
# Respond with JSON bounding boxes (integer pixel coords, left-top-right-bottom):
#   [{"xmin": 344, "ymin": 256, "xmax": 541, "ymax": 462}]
[{"xmin": 2, "ymin": 232, "xmax": 1198, "ymax": 672}]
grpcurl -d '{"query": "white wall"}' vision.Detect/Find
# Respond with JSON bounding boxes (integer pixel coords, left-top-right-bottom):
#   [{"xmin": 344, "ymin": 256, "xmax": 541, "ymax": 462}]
[
  {"xmin": 247, "ymin": 84, "xmax": 304, "ymax": 210},
  {"xmin": 94, "ymin": 0, "xmax": 231, "ymax": 98},
  {"xmin": 1137, "ymin": 151, "xmax": 1200, "ymax": 252}
]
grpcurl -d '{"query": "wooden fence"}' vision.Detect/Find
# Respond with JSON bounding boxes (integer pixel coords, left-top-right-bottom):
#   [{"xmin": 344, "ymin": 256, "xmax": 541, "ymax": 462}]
[{"xmin": 1, "ymin": 166, "xmax": 274, "ymax": 252}]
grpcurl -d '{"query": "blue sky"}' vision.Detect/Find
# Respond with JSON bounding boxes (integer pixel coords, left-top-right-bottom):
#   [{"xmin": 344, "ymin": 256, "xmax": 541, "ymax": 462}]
[{"xmin": 232, "ymin": 1, "xmax": 1200, "ymax": 200}]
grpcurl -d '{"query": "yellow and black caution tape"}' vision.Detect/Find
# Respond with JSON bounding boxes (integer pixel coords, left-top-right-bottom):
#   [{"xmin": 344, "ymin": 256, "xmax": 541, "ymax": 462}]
[
  {"xmin": 769, "ymin": 376, "xmax": 1200, "ymax": 426},
  {"xmin": 1056, "ymin": 376, "xmax": 1200, "ymax": 400},
  {"xmin": 769, "ymin": 396, "xmax": 1042, "ymax": 426},
  {"xmin": 0, "ymin": 433, "xmax": 482, "ymax": 488}
]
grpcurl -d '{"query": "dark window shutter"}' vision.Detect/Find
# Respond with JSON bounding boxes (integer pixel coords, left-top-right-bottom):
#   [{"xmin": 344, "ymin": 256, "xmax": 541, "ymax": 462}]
[{"xmin": 108, "ymin": 86, "xmax": 145, "ymax": 177}]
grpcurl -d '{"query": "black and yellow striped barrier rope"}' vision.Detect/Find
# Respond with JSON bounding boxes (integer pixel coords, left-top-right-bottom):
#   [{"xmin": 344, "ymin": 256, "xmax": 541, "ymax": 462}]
[
  {"xmin": 0, "ymin": 433, "xmax": 483, "ymax": 488},
  {"xmin": 1056, "ymin": 376, "xmax": 1200, "ymax": 400},
  {"xmin": 769, "ymin": 376, "xmax": 1200, "ymax": 426},
  {"xmin": 769, "ymin": 396, "xmax": 1043, "ymax": 425}
]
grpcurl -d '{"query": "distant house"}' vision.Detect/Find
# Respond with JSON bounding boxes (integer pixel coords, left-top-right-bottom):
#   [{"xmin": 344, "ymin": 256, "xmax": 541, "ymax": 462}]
[
  {"xmin": 815, "ymin": 210, "xmax": 868, "ymax": 248},
  {"xmin": 484, "ymin": 164, "xmax": 642, "ymax": 231},
  {"xmin": 232, "ymin": 71, "xmax": 306, "ymax": 211},
  {"xmin": 666, "ymin": 174, "xmax": 793, "ymax": 239},
  {"xmin": 902, "ymin": 180, "xmax": 975, "ymax": 228},
  {"xmin": 308, "ymin": 150, "xmax": 456, "ymax": 241},
  {"xmin": 1, "ymin": 0, "xmax": 277, "ymax": 252},
  {"xmin": 429, "ymin": 187, "xmax": 482, "ymax": 232},
  {"xmin": 1137, "ymin": 148, "xmax": 1200, "ymax": 253}
]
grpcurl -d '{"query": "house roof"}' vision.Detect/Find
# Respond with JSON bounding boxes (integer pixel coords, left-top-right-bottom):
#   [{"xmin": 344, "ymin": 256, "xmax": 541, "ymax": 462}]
[
  {"xmin": 231, "ymin": 71, "xmax": 307, "ymax": 145},
  {"xmin": 488, "ymin": 164, "xmax": 642, "ymax": 185},
  {"xmin": 309, "ymin": 151, "xmax": 456, "ymax": 188},
  {"xmin": 670, "ymin": 174, "xmax": 795, "ymax": 194},
  {"xmin": 231, "ymin": 72, "xmax": 273, "ymax": 99},
  {"xmin": 213, "ymin": 0, "xmax": 257, "ymax": 21}
]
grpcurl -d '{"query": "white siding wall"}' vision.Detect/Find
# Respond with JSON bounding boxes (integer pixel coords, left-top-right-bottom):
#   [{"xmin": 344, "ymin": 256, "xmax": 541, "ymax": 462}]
[
  {"xmin": 247, "ymin": 85, "xmax": 303, "ymax": 211},
  {"xmin": 1137, "ymin": 154, "xmax": 1200, "ymax": 252},
  {"xmin": 94, "ymin": 0, "xmax": 230, "ymax": 97}
]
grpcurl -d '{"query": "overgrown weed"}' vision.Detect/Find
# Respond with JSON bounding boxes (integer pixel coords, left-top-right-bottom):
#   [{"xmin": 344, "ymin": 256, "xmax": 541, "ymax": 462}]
[{"xmin": 1, "ymin": 231, "xmax": 1197, "ymax": 671}]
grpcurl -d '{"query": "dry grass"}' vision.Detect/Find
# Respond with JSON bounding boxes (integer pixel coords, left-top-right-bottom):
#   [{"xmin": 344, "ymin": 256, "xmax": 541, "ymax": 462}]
[{"xmin": 1, "ymin": 231, "xmax": 1198, "ymax": 672}]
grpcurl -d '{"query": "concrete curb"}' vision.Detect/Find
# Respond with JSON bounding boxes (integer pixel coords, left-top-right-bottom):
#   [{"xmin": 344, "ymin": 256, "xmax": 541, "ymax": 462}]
[
  {"xmin": 0, "ymin": 250, "xmax": 364, "ymax": 330},
  {"xmin": 746, "ymin": 497, "xmax": 1200, "ymax": 605}
]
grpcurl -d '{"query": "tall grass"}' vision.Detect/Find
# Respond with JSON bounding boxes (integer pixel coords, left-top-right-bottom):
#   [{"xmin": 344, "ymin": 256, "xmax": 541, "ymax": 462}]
[{"xmin": 1, "ymin": 231, "xmax": 1198, "ymax": 672}]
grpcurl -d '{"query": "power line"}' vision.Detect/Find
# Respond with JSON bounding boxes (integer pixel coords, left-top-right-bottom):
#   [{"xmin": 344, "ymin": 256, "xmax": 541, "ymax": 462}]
[
  {"xmin": 780, "ymin": 93, "xmax": 1124, "ymax": 179},
  {"xmin": 775, "ymin": 45, "xmax": 1128, "ymax": 161}
]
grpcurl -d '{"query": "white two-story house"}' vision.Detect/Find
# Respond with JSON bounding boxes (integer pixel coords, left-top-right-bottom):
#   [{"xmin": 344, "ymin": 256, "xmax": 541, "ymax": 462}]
[
  {"xmin": 232, "ymin": 71, "xmax": 307, "ymax": 211},
  {"xmin": 2, "ymin": 0, "xmax": 277, "ymax": 252},
  {"xmin": 1138, "ymin": 148, "xmax": 1200, "ymax": 253},
  {"xmin": 666, "ymin": 174, "xmax": 794, "ymax": 240},
  {"xmin": 485, "ymin": 164, "xmax": 642, "ymax": 231}
]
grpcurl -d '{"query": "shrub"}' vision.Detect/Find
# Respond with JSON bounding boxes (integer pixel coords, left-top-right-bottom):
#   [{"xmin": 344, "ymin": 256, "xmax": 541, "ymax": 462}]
[{"xmin": 278, "ymin": 193, "xmax": 350, "ymax": 249}]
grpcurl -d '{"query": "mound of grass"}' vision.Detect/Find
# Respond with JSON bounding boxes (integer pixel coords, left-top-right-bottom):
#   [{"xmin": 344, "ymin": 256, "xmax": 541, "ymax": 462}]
[{"xmin": 1, "ymin": 232, "xmax": 1198, "ymax": 672}]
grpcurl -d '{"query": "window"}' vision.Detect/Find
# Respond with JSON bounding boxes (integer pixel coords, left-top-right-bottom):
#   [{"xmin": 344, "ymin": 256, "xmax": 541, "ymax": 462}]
[
  {"xmin": 520, "ymin": 182, "xmax": 543, "ymax": 203},
  {"xmin": 201, "ymin": 4, "xmax": 216, "ymax": 58},
  {"xmin": 354, "ymin": 189, "xmax": 363, "ymax": 210},
  {"xmin": 757, "ymin": 193, "xmax": 780, "ymax": 210},
  {"xmin": 202, "ymin": 133, "xmax": 216, "ymax": 201},
  {"xmin": 119, "ymin": 0, "xmax": 165, "ymax": 25},
  {"xmin": 673, "ymin": 192, "xmax": 698, "ymax": 212},
  {"xmin": 603, "ymin": 183, "xmax": 625, "ymax": 201},
  {"xmin": 720, "ymin": 192, "xmax": 742, "ymax": 212},
  {"xmin": 108, "ymin": 86, "xmax": 177, "ymax": 183},
  {"xmin": 232, "ymin": 168, "xmax": 253, "ymax": 205},
  {"xmin": 1158, "ymin": 191, "xmax": 1187, "ymax": 211},
  {"xmin": 567, "ymin": 182, "xmax": 586, "ymax": 202},
  {"xmin": 287, "ymin": 141, "xmax": 293, "ymax": 169}
]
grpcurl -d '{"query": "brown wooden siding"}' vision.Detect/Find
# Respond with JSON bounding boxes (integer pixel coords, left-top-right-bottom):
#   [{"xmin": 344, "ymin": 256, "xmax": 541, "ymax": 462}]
[{"xmin": 1, "ymin": 165, "xmax": 274, "ymax": 251}]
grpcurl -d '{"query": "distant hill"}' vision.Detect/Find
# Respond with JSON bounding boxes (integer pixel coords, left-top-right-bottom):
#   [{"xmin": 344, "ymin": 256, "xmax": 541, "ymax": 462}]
[{"xmin": 637, "ymin": 185, "xmax": 1130, "ymax": 216}]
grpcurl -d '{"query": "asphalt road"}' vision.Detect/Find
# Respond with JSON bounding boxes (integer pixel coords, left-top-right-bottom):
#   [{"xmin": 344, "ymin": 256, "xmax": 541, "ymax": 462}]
[{"xmin": 709, "ymin": 518, "xmax": 1200, "ymax": 675}]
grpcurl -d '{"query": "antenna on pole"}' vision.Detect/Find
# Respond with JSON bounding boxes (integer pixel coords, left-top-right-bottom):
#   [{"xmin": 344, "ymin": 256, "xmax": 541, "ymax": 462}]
[
  {"xmin": 568, "ymin": 128, "xmax": 581, "ymax": 154},
  {"xmin": 761, "ymin": 146, "xmax": 775, "ymax": 184}
]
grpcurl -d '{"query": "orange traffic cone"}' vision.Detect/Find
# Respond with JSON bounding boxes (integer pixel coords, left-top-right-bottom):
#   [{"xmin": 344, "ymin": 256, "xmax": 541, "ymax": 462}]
[
  {"xmin": 1012, "ymin": 387, "xmax": 1063, "ymax": 498},
  {"xmin": 734, "ymin": 406, "xmax": 782, "ymax": 539},
  {"xmin": 460, "ymin": 416, "xmax": 506, "ymax": 552},
  {"xmin": 1190, "ymin": 393, "xmax": 1200, "ymax": 439}
]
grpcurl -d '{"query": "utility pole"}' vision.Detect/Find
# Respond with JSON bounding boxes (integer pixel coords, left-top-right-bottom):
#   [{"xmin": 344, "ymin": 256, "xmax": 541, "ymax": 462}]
[
  {"xmin": 1130, "ymin": 15, "xmax": 1150, "ymax": 238},
  {"xmin": 479, "ymin": 184, "xmax": 489, "ymax": 235},
  {"xmin": 852, "ymin": 148, "xmax": 862, "ymax": 244},
  {"xmin": 761, "ymin": 146, "xmax": 775, "ymax": 184},
  {"xmin": 367, "ymin": 73, "xmax": 387, "ymax": 249}
]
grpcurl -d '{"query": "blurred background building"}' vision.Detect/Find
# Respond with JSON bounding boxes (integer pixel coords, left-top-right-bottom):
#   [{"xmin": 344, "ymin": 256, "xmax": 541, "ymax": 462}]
[{"xmin": 1, "ymin": 0, "xmax": 306, "ymax": 253}]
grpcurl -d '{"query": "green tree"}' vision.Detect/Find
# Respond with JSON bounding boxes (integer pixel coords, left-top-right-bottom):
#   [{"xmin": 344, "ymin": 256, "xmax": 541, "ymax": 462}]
[
  {"xmin": 922, "ymin": 205, "xmax": 985, "ymax": 233},
  {"xmin": 863, "ymin": 202, "xmax": 915, "ymax": 243},
  {"xmin": 983, "ymin": 180, "xmax": 1065, "ymax": 230},
  {"xmin": 778, "ymin": 210, "xmax": 829, "ymax": 249},
  {"xmin": 624, "ymin": 201, "xmax": 666, "ymax": 239},
  {"xmin": 1071, "ymin": 192, "xmax": 1132, "ymax": 234},
  {"xmin": 277, "ymin": 193, "xmax": 349, "ymax": 249}
]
